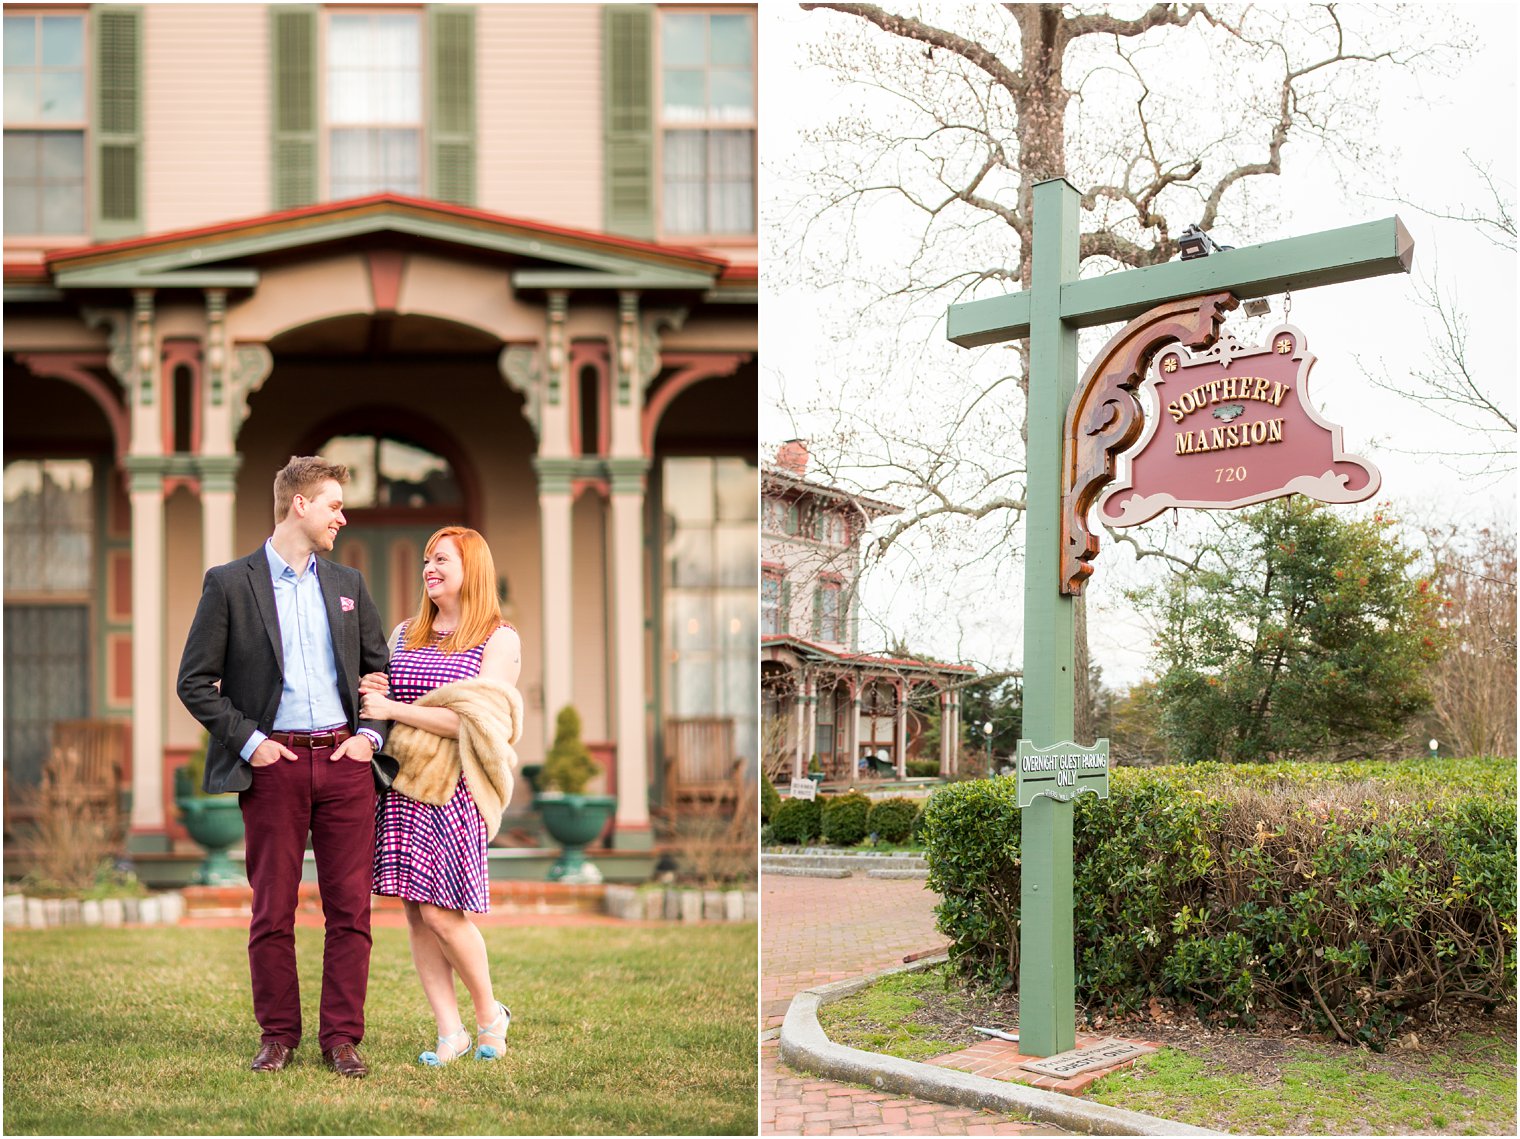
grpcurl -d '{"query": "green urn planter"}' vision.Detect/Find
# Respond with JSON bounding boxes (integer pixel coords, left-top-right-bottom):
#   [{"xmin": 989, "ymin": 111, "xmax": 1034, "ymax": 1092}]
[
  {"xmin": 174, "ymin": 767, "xmax": 246, "ymax": 886},
  {"xmin": 535, "ymin": 793, "xmax": 616, "ymax": 883}
]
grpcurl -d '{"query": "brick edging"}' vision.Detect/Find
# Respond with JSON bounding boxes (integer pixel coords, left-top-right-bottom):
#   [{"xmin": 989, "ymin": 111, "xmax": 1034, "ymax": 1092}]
[{"xmin": 776, "ymin": 955, "xmax": 1220, "ymax": 1137}]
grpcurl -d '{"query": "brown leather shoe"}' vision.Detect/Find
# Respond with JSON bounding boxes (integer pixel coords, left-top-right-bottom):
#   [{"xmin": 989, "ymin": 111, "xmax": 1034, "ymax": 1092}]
[
  {"xmin": 323, "ymin": 1042, "xmax": 368, "ymax": 1079},
  {"xmin": 250, "ymin": 1041, "xmax": 293, "ymax": 1072}
]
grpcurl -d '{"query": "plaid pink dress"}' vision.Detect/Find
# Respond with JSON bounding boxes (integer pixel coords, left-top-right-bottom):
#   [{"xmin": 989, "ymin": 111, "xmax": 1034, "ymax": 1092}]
[{"xmin": 372, "ymin": 623, "xmax": 502, "ymax": 913}]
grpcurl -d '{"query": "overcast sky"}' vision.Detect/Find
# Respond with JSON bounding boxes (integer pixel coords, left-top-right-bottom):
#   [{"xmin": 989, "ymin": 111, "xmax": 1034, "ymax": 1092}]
[{"xmin": 758, "ymin": 2, "xmax": 1518, "ymax": 689}]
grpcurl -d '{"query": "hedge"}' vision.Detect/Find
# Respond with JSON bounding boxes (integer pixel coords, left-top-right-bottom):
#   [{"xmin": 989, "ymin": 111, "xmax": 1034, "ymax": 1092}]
[
  {"xmin": 867, "ymin": 796, "xmax": 921, "ymax": 843},
  {"xmin": 821, "ymin": 791, "xmax": 872, "ymax": 846},
  {"xmin": 919, "ymin": 758, "xmax": 1516, "ymax": 1047},
  {"xmin": 772, "ymin": 796, "xmax": 822, "ymax": 844},
  {"xmin": 761, "ymin": 778, "xmax": 781, "ymax": 824}
]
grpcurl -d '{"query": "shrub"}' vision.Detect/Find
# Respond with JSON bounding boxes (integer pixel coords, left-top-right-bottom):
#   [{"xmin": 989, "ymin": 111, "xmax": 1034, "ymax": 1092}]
[
  {"xmin": 906, "ymin": 759, "xmax": 940, "ymax": 778},
  {"xmin": 821, "ymin": 791, "xmax": 872, "ymax": 846},
  {"xmin": 761, "ymin": 777, "xmax": 781, "ymax": 824},
  {"xmin": 921, "ymin": 757, "xmax": 1516, "ymax": 1047},
  {"xmin": 771, "ymin": 796, "xmax": 822, "ymax": 845},
  {"xmin": 541, "ymin": 706, "xmax": 598, "ymax": 793},
  {"xmin": 867, "ymin": 796, "xmax": 921, "ymax": 843}
]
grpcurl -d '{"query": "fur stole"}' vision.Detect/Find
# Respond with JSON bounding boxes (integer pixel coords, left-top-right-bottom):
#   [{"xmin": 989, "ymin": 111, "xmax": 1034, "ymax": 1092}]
[{"xmin": 385, "ymin": 677, "xmax": 524, "ymax": 841}]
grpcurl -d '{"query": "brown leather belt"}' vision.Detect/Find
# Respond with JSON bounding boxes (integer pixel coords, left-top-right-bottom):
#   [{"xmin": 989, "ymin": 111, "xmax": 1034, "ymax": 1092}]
[{"xmin": 269, "ymin": 727, "xmax": 352, "ymax": 749}]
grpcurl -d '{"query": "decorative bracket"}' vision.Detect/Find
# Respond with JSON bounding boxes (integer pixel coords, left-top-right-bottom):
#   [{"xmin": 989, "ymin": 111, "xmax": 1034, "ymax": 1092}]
[{"xmin": 1060, "ymin": 292, "xmax": 1237, "ymax": 596}]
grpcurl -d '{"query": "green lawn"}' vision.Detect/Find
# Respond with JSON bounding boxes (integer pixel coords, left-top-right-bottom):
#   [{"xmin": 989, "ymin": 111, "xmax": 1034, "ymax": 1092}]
[
  {"xmin": 1090, "ymin": 1036, "xmax": 1517, "ymax": 1136},
  {"xmin": 3, "ymin": 923, "xmax": 757, "ymax": 1135}
]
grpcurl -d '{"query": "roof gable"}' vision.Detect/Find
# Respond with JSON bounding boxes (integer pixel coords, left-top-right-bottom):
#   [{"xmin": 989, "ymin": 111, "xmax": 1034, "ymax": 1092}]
[{"xmin": 40, "ymin": 194, "xmax": 731, "ymax": 291}]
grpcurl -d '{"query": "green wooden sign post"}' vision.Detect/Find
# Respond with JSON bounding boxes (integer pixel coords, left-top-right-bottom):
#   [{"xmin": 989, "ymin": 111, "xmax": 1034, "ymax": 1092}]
[{"xmin": 947, "ymin": 177, "xmax": 1413, "ymax": 1058}]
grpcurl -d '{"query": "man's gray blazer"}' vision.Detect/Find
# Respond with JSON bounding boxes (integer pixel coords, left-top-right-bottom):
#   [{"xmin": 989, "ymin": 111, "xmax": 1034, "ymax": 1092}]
[{"xmin": 177, "ymin": 545, "xmax": 391, "ymax": 794}]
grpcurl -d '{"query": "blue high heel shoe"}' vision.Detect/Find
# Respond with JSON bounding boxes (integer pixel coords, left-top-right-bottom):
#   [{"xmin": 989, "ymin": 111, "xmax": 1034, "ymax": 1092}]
[
  {"xmin": 474, "ymin": 1002, "xmax": 510, "ymax": 1061},
  {"xmin": 419, "ymin": 1025, "xmax": 470, "ymax": 1066}
]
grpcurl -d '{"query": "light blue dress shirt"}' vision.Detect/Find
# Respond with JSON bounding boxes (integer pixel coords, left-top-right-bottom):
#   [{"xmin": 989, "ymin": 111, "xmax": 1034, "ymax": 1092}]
[{"xmin": 239, "ymin": 540, "xmax": 354, "ymax": 762}]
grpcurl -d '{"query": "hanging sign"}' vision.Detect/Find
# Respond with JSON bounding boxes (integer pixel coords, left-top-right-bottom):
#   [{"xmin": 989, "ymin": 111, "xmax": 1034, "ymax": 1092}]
[
  {"xmin": 1015, "ymin": 739, "xmax": 1109, "ymax": 809},
  {"xmin": 1098, "ymin": 323, "xmax": 1379, "ymax": 527}
]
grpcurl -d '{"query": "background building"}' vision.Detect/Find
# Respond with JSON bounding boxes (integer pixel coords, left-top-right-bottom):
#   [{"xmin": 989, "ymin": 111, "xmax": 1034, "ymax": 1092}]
[
  {"xmin": 3, "ymin": 3, "xmax": 758, "ymax": 878},
  {"xmin": 760, "ymin": 441, "xmax": 971, "ymax": 782}
]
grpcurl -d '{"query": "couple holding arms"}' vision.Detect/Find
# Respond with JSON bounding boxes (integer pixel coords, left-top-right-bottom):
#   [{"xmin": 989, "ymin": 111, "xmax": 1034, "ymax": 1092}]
[{"xmin": 176, "ymin": 456, "xmax": 521, "ymax": 1076}]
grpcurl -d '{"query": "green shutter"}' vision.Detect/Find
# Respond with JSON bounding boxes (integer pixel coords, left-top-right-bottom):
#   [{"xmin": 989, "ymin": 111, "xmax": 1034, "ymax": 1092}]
[
  {"xmin": 270, "ymin": 6, "xmax": 317, "ymax": 209},
  {"xmin": 780, "ymin": 580, "xmax": 791, "ymax": 635},
  {"xmin": 429, "ymin": 6, "xmax": 475, "ymax": 204},
  {"xmin": 603, "ymin": 4, "xmax": 655, "ymax": 239},
  {"xmin": 93, "ymin": 5, "xmax": 142, "ymax": 239}
]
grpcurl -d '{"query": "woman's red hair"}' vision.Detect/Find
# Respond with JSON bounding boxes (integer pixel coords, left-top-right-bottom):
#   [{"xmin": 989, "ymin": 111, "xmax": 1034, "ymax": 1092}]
[{"xmin": 403, "ymin": 526, "xmax": 501, "ymax": 654}]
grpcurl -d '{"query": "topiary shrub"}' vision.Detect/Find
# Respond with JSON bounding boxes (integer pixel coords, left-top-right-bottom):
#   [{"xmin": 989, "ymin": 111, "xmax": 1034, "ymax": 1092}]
[
  {"xmin": 761, "ymin": 777, "xmax": 781, "ymax": 824},
  {"xmin": 906, "ymin": 758, "xmax": 939, "ymax": 778},
  {"xmin": 771, "ymin": 796, "xmax": 822, "ymax": 845},
  {"xmin": 821, "ymin": 790, "xmax": 872, "ymax": 846},
  {"xmin": 867, "ymin": 796, "xmax": 920, "ymax": 843},
  {"xmin": 922, "ymin": 757, "xmax": 1517, "ymax": 1047},
  {"xmin": 540, "ymin": 706, "xmax": 599, "ymax": 794}
]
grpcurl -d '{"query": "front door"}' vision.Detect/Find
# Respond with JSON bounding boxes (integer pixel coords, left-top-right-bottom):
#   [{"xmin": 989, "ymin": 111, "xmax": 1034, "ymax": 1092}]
[{"xmin": 331, "ymin": 524, "xmax": 439, "ymax": 636}]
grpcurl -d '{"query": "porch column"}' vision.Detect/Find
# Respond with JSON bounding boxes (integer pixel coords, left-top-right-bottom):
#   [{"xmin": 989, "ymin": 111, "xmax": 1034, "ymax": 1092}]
[
  {"xmin": 197, "ymin": 291, "xmax": 241, "ymax": 571},
  {"xmin": 948, "ymin": 690, "xmax": 961, "ymax": 776},
  {"xmin": 849, "ymin": 678, "xmax": 862, "ymax": 772},
  {"xmin": 938, "ymin": 688, "xmax": 951, "ymax": 777},
  {"xmin": 801, "ymin": 673, "xmax": 818, "ymax": 779},
  {"xmin": 895, "ymin": 680, "xmax": 908, "ymax": 779},
  {"xmin": 198, "ymin": 457, "xmax": 240, "ymax": 571},
  {"xmin": 123, "ymin": 463, "xmax": 166, "ymax": 837},
  {"xmin": 792, "ymin": 673, "xmax": 807, "ymax": 780},
  {"xmin": 607, "ymin": 457, "xmax": 651, "ymax": 846},
  {"xmin": 533, "ymin": 458, "xmax": 575, "ymax": 754}
]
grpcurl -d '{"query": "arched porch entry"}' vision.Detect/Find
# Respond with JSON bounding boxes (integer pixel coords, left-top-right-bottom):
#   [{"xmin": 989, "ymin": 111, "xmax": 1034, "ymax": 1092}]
[{"xmin": 647, "ymin": 359, "xmax": 757, "ymax": 809}]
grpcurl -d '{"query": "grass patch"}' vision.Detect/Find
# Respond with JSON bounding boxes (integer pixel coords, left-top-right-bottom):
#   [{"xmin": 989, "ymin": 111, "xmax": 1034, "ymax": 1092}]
[
  {"xmin": 1089, "ymin": 1033, "xmax": 1516, "ymax": 1135},
  {"xmin": 817, "ymin": 968, "xmax": 965, "ymax": 1063},
  {"xmin": 3, "ymin": 923, "xmax": 756, "ymax": 1135}
]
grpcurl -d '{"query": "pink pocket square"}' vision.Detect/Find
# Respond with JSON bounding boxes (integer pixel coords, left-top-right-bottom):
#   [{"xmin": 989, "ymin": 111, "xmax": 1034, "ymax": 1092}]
[{"xmin": 340, "ymin": 596, "xmax": 355, "ymax": 612}]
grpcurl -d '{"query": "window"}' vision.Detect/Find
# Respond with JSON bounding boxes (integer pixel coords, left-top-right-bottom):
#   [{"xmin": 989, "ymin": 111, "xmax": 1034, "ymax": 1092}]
[
  {"xmin": 318, "ymin": 434, "xmax": 461, "ymax": 510},
  {"xmin": 327, "ymin": 11, "xmax": 423, "ymax": 198},
  {"xmin": 3, "ymin": 458, "xmax": 95, "ymax": 789},
  {"xmin": 815, "ymin": 579, "xmax": 842, "ymax": 643},
  {"xmin": 662, "ymin": 455, "xmax": 758, "ymax": 772},
  {"xmin": 3, "ymin": 12, "xmax": 87, "ymax": 236},
  {"xmin": 658, "ymin": 10, "xmax": 754, "ymax": 236},
  {"xmin": 813, "ymin": 506, "xmax": 848, "ymax": 546},
  {"xmin": 761, "ymin": 568, "xmax": 784, "ymax": 635},
  {"xmin": 4, "ymin": 459, "xmax": 94, "ymax": 594}
]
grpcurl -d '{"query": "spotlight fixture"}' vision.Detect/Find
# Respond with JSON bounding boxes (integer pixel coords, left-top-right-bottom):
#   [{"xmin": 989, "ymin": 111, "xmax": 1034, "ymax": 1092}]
[
  {"xmin": 1242, "ymin": 298, "xmax": 1272, "ymax": 318},
  {"xmin": 1177, "ymin": 224, "xmax": 1220, "ymax": 260}
]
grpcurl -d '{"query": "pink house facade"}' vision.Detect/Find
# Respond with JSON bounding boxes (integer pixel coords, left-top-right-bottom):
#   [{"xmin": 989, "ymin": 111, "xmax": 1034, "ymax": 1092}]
[
  {"xmin": 3, "ymin": 4, "xmax": 758, "ymax": 875},
  {"xmin": 759, "ymin": 442, "xmax": 972, "ymax": 782}
]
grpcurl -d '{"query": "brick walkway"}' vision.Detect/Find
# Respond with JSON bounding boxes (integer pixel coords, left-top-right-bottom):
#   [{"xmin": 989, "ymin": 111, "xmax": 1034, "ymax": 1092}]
[{"xmin": 761, "ymin": 873, "xmax": 1064, "ymax": 1136}]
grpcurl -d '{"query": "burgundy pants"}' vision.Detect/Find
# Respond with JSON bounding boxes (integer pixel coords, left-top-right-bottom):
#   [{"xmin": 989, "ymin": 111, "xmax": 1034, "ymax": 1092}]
[{"xmin": 238, "ymin": 743, "xmax": 376, "ymax": 1051}]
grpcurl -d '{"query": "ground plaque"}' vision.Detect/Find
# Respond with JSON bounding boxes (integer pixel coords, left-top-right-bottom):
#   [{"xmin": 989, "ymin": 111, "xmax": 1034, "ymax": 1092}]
[
  {"xmin": 1015, "ymin": 739, "xmax": 1109, "ymax": 809},
  {"xmin": 1020, "ymin": 1039, "xmax": 1157, "ymax": 1079}
]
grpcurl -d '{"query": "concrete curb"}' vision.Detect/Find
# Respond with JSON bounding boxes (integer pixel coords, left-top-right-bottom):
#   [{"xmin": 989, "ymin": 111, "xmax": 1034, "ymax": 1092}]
[
  {"xmin": 865, "ymin": 868, "xmax": 930, "ymax": 879},
  {"xmin": 761, "ymin": 867, "xmax": 853, "ymax": 879},
  {"xmin": 777, "ymin": 956, "xmax": 1219, "ymax": 1137}
]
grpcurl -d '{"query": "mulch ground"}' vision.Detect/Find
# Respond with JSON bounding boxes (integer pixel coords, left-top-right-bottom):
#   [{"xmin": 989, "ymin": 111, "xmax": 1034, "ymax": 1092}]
[{"xmin": 868, "ymin": 966, "xmax": 1516, "ymax": 1094}]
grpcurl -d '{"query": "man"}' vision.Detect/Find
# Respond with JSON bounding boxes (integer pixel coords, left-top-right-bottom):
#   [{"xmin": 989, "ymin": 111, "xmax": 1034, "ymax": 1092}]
[{"xmin": 177, "ymin": 456, "xmax": 389, "ymax": 1078}]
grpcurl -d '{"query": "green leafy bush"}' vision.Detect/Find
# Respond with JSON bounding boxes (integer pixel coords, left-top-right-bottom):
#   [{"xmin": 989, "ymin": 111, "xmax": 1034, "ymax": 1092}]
[
  {"xmin": 541, "ymin": 706, "xmax": 598, "ymax": 793},
  {"xmin": 821, "ymin": 791, "xmax": 872, "ymax": 846},
  {"xmin": 906, "ymin": 759, "xmax": 940, "ymax": 778},
  {"xmin": 771, "ymin": 796, "xmax": 822, "ymax": 845},
  {"xmin": 867, "ymin": 796, "xmax": 921, "ymax": 843},
  {"xmin": 921, "ymin": 757, "xmax": 1516, "ymax": 1046},
  {"xmin": 761, "ymin": 778, "xmax": 781, "ymax": 824}
]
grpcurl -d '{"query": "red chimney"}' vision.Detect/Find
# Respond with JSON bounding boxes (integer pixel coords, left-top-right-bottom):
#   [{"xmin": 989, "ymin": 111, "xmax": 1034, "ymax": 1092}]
[{"xmin": 775, "ymin": 439, "xmax": 809, "ymax": 475}]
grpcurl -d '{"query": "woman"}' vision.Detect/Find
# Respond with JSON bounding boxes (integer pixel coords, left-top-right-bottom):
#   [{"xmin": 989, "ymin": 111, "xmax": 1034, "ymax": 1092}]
[{"xmin": 359, "ymin": 526, "xmax": 522, "ymax": 1065}]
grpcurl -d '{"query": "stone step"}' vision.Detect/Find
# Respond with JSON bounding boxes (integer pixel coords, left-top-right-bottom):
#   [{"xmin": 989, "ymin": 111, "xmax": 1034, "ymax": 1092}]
[{"xmin": 865, "ymin": 868, "xmax": 930, "ymax": 879}]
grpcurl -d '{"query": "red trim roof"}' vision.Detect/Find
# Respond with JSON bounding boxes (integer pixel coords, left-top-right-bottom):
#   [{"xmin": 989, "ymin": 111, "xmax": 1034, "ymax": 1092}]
[
  {"xmin": 41, "ymin": 193, "xmax": 734, "ymax": 274},
  {"xmin": 762, "ymin": 633, "xmax": 977, "ymax": 673}
]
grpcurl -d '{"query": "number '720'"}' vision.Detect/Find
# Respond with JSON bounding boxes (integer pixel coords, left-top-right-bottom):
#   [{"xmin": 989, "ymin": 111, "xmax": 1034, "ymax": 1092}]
[{"xmin": 1215, "ymin": 466, "xmax": 1247, "ymax": 483}]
